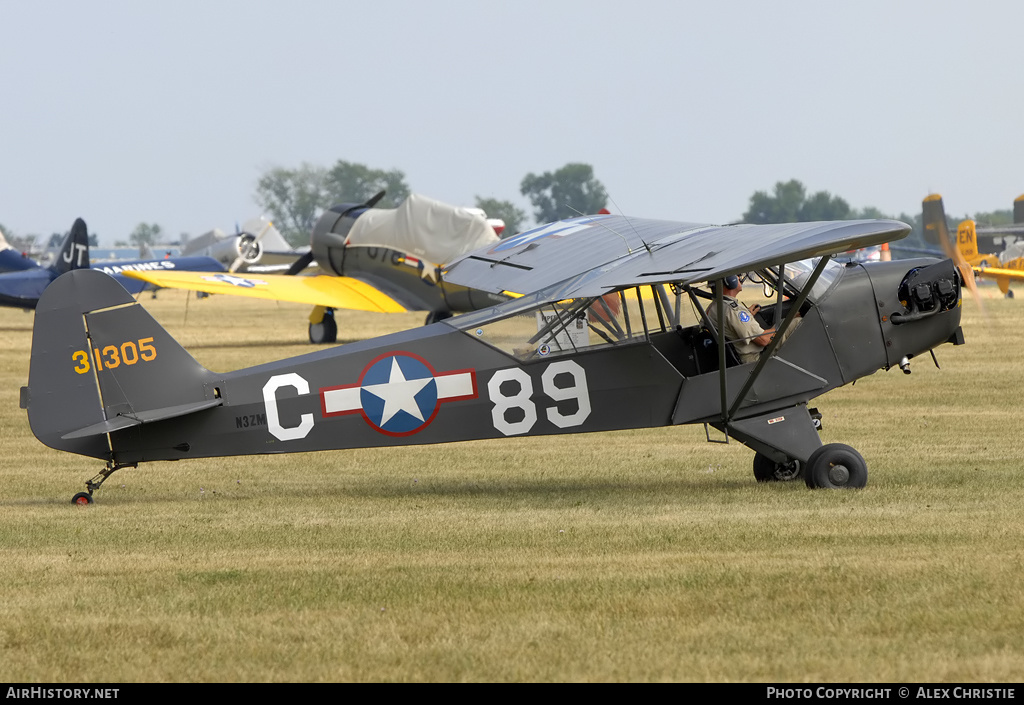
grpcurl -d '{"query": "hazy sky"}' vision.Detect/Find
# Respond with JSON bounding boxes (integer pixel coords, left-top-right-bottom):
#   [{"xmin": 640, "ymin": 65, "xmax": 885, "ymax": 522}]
[{"xmin": 3, "ymin": 1, "xmax": 1021, "ymax": 245}]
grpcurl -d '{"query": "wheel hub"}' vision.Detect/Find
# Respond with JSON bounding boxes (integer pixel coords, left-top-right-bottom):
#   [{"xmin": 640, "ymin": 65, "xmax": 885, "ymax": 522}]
[
  {"xmin": 828, "ymin": 463, "xmax": 850, "ymax": 485},
  {"xmin": 775, "ymin": 462, "xmax": 801, "ymax": 482}
]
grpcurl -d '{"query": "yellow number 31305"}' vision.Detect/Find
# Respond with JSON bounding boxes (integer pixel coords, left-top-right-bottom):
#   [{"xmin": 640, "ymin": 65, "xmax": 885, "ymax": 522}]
[{"xmin": 72, "ymin": 337, "xmax": 157, "ymax": 374}]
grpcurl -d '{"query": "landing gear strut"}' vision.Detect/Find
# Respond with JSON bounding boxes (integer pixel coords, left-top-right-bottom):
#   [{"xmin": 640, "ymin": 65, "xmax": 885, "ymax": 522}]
[{"xmin": 70, "ymin": 460, "xmax": 137, "ymax": 505}]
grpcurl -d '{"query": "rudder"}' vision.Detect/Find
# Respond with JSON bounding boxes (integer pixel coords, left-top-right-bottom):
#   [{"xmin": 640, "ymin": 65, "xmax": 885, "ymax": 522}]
[
  {"xmin": 922, "ymin": 194, "xmax": 950, "ymax": 246},
  {"xmin": 52, "ymin": 218, "xmax": 91, "ymax": 275},
  {"xmin": 956, "ymin": 220, "xmax": 979, "ymax": 261},
  {"xmin": 23, "ymin": 269, "xmax": 217, "ymax": 459}
]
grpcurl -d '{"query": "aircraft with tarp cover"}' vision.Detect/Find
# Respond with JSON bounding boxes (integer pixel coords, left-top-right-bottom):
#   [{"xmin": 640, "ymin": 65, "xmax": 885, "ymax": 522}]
[{"xmin": 123, "ymin": 193, "xmax": 509, "ymax": 342}]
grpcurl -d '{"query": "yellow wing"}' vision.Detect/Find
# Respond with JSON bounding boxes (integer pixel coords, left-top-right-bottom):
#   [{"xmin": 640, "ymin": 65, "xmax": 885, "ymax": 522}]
[
  {"xmin": 972, "ymin": 265, "xmax": 1024, "ymax": 296},
  {"xmin": 973, "ymin": 265, "xmax": 1024, "ymax": 281},
  {"xmin": 121, "ymin": 270, "xmax": 407, "ymax": 313}
]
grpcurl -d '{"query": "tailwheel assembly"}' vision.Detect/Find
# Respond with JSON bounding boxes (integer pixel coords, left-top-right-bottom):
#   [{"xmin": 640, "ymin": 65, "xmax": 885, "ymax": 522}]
[{"xmin": 71, "ymin": 460, "xmax": 137, "ymax": 505}]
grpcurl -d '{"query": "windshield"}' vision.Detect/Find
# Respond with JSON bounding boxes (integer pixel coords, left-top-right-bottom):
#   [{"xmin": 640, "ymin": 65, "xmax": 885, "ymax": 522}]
[{"xmin": 776, "ymin": 257, "xmax": 843, "ymax": 301}]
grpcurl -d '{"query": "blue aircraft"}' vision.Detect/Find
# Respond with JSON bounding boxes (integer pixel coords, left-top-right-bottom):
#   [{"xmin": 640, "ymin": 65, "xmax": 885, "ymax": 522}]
[{"xmin": 0, "ymin": 218, "xmax": 226, "ymax": 310}]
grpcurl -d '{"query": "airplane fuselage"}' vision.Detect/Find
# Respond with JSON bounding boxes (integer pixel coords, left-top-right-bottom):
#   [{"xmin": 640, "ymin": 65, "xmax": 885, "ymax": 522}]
[{"xmin": 31, "ymin": 258, "xmax": 962, "ymax": 472}]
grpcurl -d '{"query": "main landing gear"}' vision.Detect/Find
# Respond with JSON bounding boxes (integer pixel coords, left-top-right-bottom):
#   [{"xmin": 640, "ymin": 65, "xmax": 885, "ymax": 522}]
[
  {"xmin": 803, "ymin": 443, "xmax": 867, "ymax": 489},
  {"xmin": 70, "ymin": 460, "xmax": 136, "ymax": 505},
  {"xmin": 309, "ymin": 308, "xmax": 338, "ymax": 344},
  {"xmin": 752, "ymin": 443, "xmax": 868, "ymax": 489}
]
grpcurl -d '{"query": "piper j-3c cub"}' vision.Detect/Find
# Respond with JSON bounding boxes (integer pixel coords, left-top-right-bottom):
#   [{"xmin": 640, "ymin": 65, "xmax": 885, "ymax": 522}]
[{"xmin": 22, "ymin": 214, "xmax": 965, "ymax": 504}]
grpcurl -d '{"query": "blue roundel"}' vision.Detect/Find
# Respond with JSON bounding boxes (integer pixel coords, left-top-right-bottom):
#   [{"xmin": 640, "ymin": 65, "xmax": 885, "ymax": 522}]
[{"xmin": 359, "ymin": 354, "xmax": 438, "ymax": 434}]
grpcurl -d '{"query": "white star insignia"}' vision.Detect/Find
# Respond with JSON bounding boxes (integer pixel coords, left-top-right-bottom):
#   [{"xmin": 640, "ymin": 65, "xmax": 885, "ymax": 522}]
[{"xmin": 361, "ymin": 357, "xmax": 433, "ymax": 426}]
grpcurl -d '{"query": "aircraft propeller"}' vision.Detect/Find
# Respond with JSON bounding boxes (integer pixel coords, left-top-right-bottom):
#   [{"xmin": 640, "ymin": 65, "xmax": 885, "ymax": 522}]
[
  {"xmin": 228, "ymin": 219, "xmax": 277, "ymax": 273},
  {"xmin": 283, "ymin": 190, "xmax": 388, "ymax": 277},
  {"xmin": 930, "ymin": 210, "xmax": 983, "ymax": 305}
]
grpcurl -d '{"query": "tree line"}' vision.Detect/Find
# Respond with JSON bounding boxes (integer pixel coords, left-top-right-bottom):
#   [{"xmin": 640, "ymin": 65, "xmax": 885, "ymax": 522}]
[
  {"xmin": 252, "ymin": 160, "xmax": 609, "ymax": 246},
  {"xmin": 4, "ymin": 168, "xmax": 1011, "ymax": 250}
]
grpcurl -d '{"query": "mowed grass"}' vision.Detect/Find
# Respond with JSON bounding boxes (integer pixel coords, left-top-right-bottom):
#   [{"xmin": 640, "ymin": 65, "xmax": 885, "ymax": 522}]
[{"xmin": 1, "ymin": 286, "xmax": 1023, "ymax": 682}]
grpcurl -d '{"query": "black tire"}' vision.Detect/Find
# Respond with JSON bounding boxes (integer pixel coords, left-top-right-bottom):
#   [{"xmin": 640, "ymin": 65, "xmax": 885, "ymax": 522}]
[
  {"xmin": 71, "ymin": 492, "xmax": 94, "ymax": 506},
  {"xmin": 804, "ymin": 443, "xmax": 867, "ymax": 489},
  {"xmin": 425, "ymin": 310, "xmax": 453, "ymax": 325},
  {"xmin": 752, "ymin": 452, "xmax": 802, "ymax": 482},
  {"xmin": 308, "ymin": 312, "xmax": 338, "ymax": 344},
  {"xmin": 1007, "ymin": 289, "xmax": 1015, "ymax": 299}
]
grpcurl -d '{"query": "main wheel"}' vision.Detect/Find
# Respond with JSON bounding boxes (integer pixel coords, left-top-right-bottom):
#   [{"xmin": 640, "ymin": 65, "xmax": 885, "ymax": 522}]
[
  {"xmin": 308, "ymin": 312, "xmax": 338, "ymax": 344},
  {"xmin": 752, "ymin": 452, "xmax": 802, "ymax": 482},
  {"xmin": 71, "ymin": 492, "xmax": 94, "ymax": 506},
  {"xmin": 804, "ymin": 443, "xmax": 867, "ymax": 489}
]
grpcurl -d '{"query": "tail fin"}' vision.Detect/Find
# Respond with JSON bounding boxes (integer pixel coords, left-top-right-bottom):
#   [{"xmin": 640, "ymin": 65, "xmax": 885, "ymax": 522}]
[
  {"xmin": 922, "ymin": 194, "xmax": 950, "ymax": 246},
  {"xmin": 956, "ymin": 220, "xmax": 979, "ymax": 261},
  {"xmin": 23, "ymin": 269, "xmax": 219, "ymax": 459},
  {"xmin": 1014, "ymin": 195, "xmax": 1024, "ymax": 225},
  {"xmin": 51, "ymin": 218, "xmax": 91, "ymax": 275}
]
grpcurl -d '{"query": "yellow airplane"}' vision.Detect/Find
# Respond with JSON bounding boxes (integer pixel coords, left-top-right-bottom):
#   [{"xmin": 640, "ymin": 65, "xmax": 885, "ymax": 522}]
[{"xmin": 923, "ymin": 194, "xmax": 1024, "ymax": 298}]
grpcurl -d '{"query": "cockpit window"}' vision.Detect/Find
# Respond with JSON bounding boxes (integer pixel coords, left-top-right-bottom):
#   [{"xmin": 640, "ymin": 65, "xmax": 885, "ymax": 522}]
[
  {"xmin": 450, "ymin": 287, "xmax": 668, "ymax": 361},
  {"xmin": 756, "ymin": 257, "xmax": 843, "ymax": 302}
]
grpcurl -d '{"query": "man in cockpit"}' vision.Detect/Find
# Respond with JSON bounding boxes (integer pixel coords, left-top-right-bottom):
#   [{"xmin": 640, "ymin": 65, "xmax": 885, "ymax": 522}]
[{"xmin": 705, "ymin": 275, "xmax": 792, "ymax": 364}]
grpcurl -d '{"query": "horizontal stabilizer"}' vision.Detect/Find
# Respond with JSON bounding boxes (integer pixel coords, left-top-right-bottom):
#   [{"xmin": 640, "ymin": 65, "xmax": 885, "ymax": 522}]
[{"xmin": 61, "ymin": 399, "xmax": 223, "ymax": 439}]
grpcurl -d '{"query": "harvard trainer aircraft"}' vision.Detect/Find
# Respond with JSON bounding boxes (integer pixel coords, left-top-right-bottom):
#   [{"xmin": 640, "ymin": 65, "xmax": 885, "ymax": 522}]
[
  {"xmin": 22, "ymin": 214, "xmax": 966, "ymax": 504},
  {"xmin": 923, "ymin": 193, "xmax": 1024, "ymax": 297},
  {"xmin": 122, "ymin": 193, "xmax": 508, "ymax": 343},
  {"xmin": 0, "ymin": 219, "xmax": 226, "ymax": 310},
  {"xmin": 179, "ymin": 217, "xmax": 310, "ymax": 274}
]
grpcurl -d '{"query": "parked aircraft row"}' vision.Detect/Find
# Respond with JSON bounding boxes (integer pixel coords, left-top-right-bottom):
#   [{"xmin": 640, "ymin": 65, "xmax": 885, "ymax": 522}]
[
  {"xmin": 29, "ymin": 185, "xmax": 1024, "ymax": 505},
  {"xmin": 17, "ymin": 199, "xmax": 967, "ymax": 504},
  {"xmin": 0, "ymin": 220, "xmax": 226, "ymax": 310}
]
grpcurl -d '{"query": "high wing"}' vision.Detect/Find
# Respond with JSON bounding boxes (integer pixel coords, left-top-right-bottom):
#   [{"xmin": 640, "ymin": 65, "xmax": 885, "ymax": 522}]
[
  {"xmin": 442, "ymin": 215, "xmax": 910, "ymax": 299},
  {"xmin": 121, "ymin": 270, "xmax": 406, "ymax": 313}
]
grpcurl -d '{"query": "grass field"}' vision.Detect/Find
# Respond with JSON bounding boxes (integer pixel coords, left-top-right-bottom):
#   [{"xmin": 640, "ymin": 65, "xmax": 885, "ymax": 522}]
[{"xmin": 1, "ymin": 286, "xmax": 1022, "ymax": 682}]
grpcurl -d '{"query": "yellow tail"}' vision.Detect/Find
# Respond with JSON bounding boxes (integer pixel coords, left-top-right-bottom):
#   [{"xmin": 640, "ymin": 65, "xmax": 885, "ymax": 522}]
[
  {"xmin": 956, "ymin": 220, "xmax": 999, "ymax": 268},
  {"xmin": 956, "ymin": 220, "xmax": 979, "ymax": 260}
]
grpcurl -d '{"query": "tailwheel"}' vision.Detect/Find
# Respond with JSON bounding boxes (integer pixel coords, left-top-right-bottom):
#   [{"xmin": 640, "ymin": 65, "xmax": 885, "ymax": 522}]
[
  {"xmin": 75, "ymin": 460, "xmax": 137, "ymax": 504},
  {"xmin": 752, "ymin": 452, "xmax": 802, "ymax": 482},
  {"xmin": 804, "ymin": 443, "xmax": 867, "ymax": 489}
]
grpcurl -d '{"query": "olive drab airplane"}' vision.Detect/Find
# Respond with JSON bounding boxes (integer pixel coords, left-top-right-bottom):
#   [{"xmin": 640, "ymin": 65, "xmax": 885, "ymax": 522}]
[
  {"xmin": 121, "ymin": 193, "xmax": 509, "ymax": 343},
  {"xmin": 0, "ymin": 219, "xmax": 226, "ymax": 310},
  {"xmin": 922, "ymin": 193, "xmax": 1024, "ymax": 298},
  {"xmin": 22, "ymin": 214, "xmax": 966, "ymax": 505}
]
